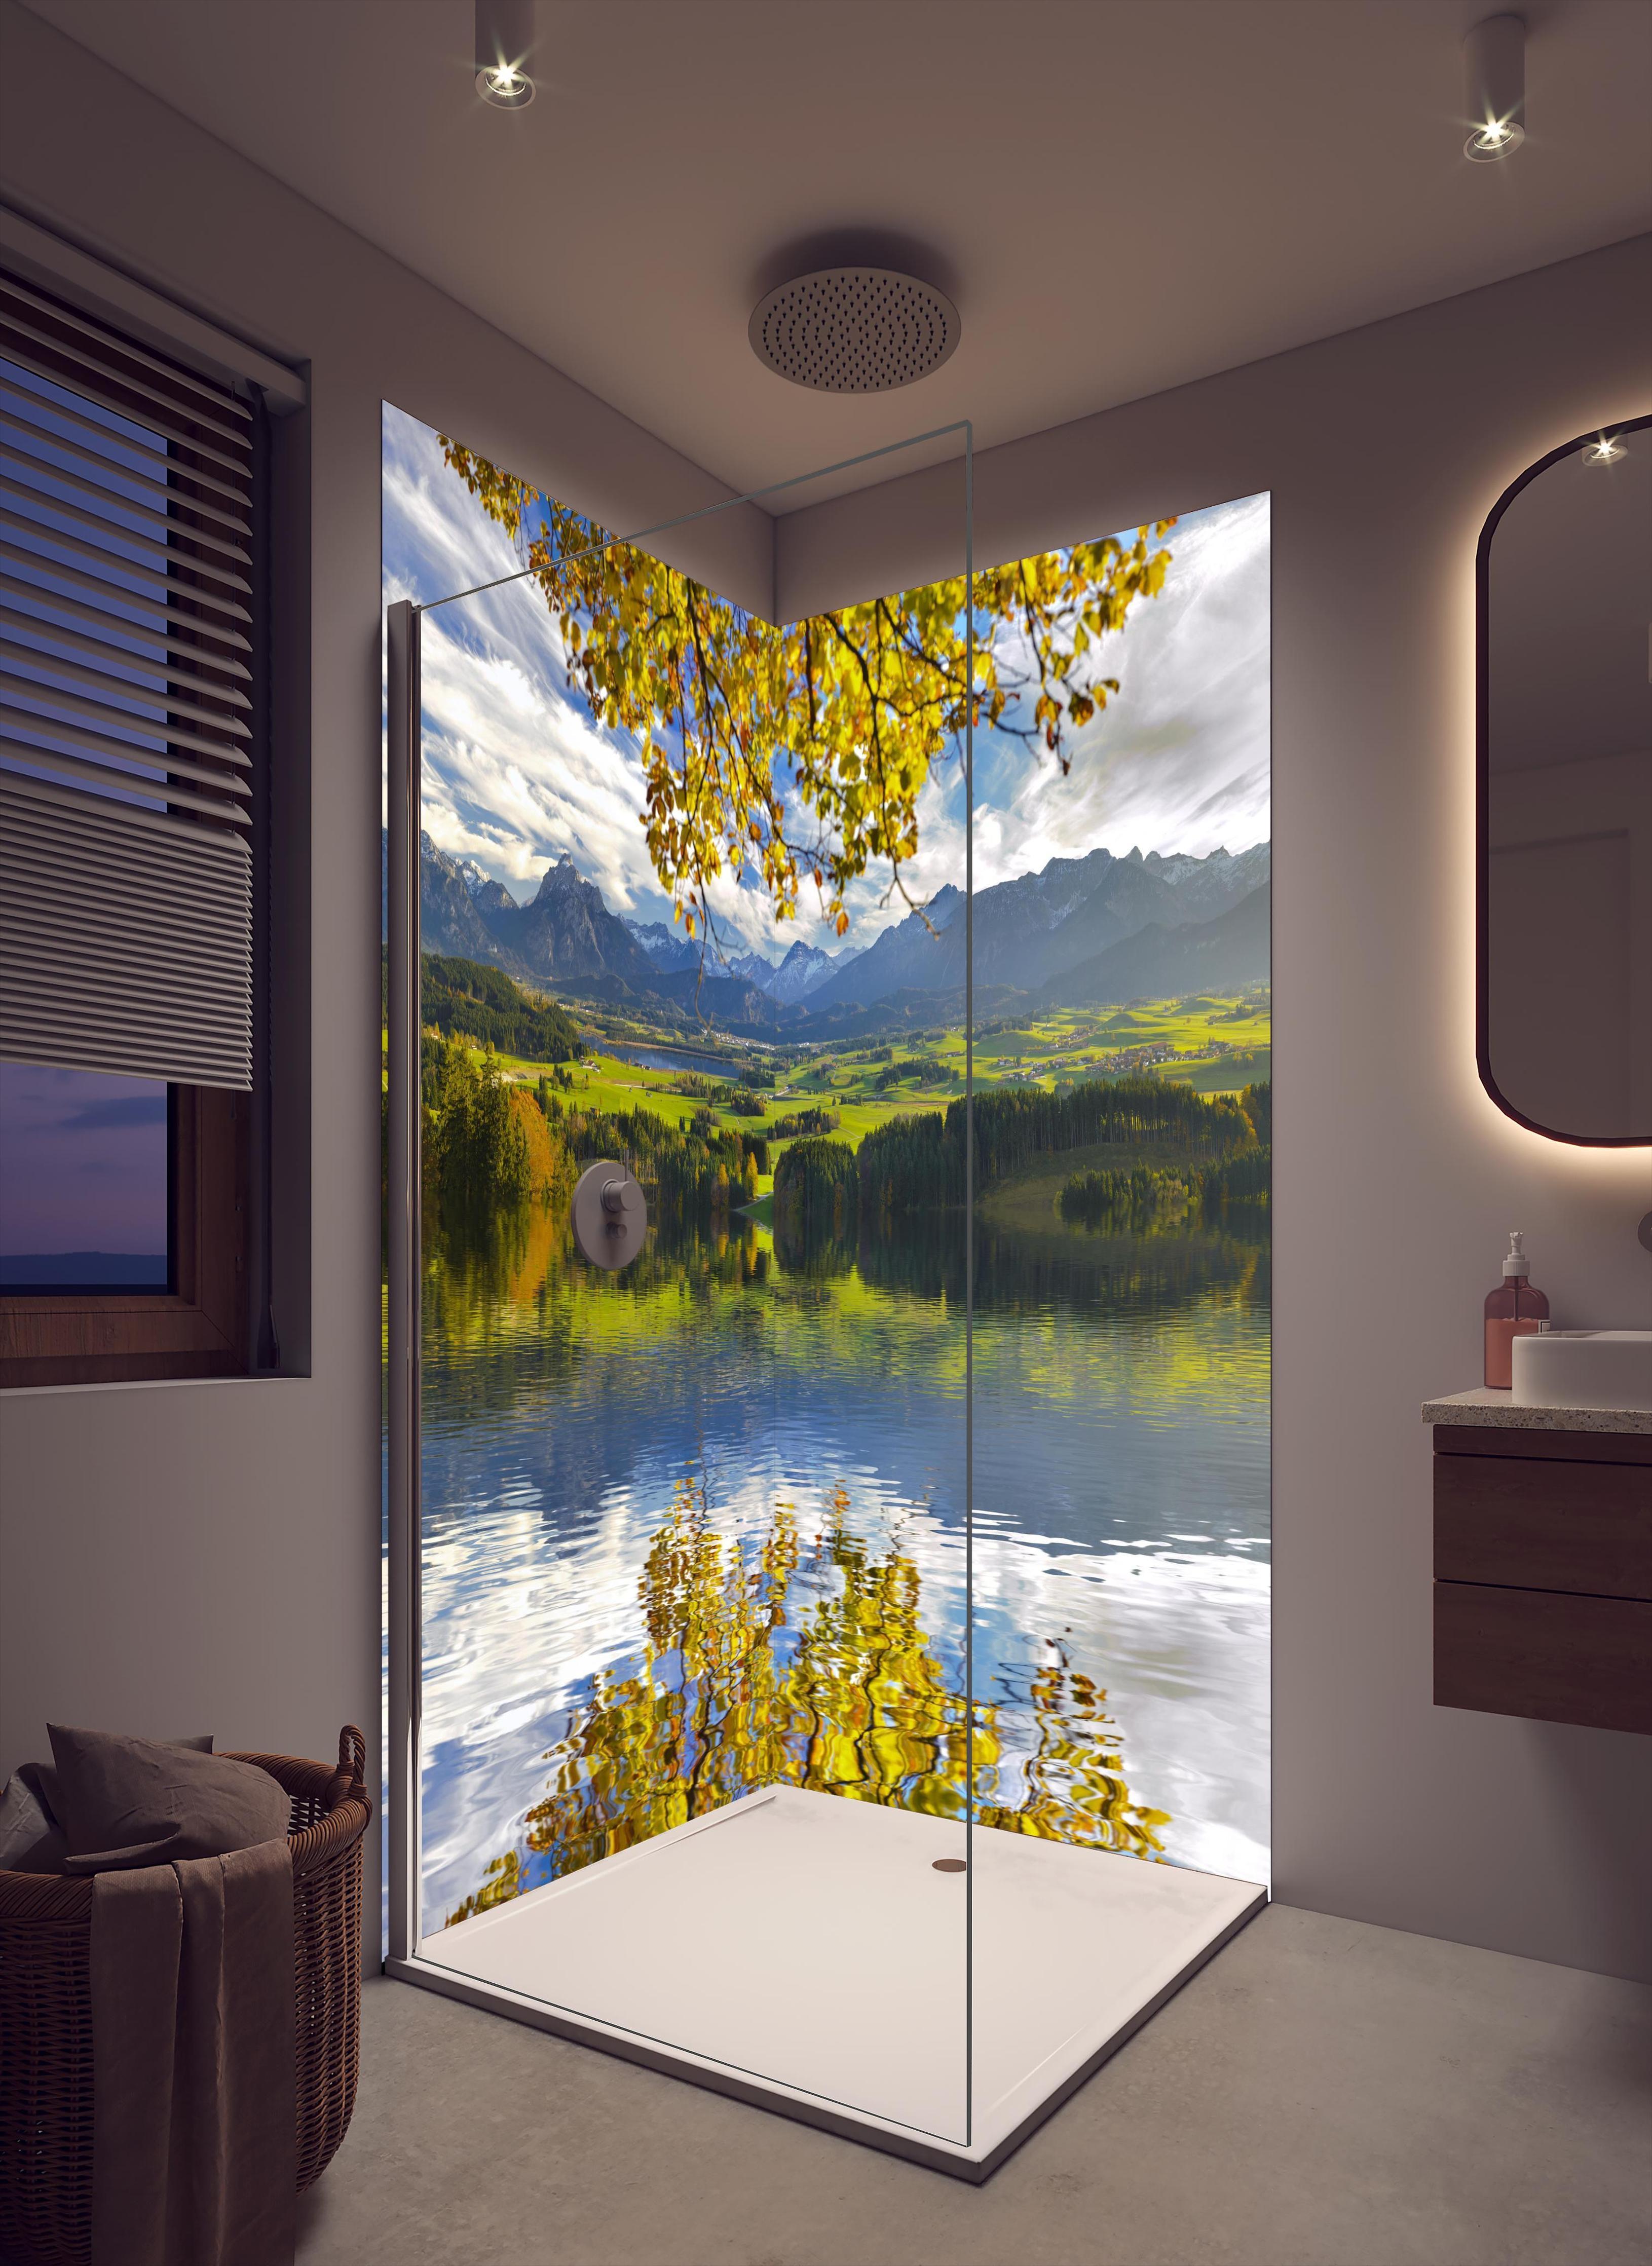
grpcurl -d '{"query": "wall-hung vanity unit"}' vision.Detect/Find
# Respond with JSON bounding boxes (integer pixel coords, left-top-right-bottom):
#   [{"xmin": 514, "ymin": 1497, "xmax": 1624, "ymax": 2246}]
[{"xmin": 1423, "ymin": 1396, "xmax": 1652, "ymax": 1735}]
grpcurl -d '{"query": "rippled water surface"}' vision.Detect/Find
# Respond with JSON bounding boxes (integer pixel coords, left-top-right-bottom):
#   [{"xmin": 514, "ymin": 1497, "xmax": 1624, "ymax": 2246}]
[{"xmin": 415, "ymin": 1201, "xmax": 1269, "ymax": 1936}]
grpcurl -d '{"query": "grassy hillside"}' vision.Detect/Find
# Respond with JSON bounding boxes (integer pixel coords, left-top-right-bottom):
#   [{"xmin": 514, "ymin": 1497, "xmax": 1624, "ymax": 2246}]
[{"xmin": 422, "ymin": 954, "xmax": 583, "ymax": 1063}]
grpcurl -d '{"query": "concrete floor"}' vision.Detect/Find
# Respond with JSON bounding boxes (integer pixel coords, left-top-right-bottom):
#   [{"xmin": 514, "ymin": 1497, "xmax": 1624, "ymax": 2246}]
[{"xmin": 296, "ymin": 1904, "xmax": 1652, "ymax": 2266}]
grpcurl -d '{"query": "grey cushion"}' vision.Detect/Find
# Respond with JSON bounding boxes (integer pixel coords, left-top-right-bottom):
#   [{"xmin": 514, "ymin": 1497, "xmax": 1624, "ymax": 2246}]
[
  {"xmin": 0, "ymin": 1770, "xmax": 69, "ymax": 1874},
  {"xmin": 21, "ymin": 1735, "xmax": 212, "ymax": 1842},
  {"xmin": 47, "ymin": 1724, "xmax": 290, "ymax": 1874}
]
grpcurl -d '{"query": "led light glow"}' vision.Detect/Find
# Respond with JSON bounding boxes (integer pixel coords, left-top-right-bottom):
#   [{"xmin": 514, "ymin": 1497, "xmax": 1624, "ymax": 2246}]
[
  {"xmin": 477, "ymin": 59, "xmax": 534, "ymax": 105},
  {"xmin": 475, "ymin": 0, "xmax": 535, "ymax": 106},
  {"xmin": 1462, "ymin": 15, "xmax": 1526, "ymax": 161},
  {"xmin": 1465, "ymin": 115, "xmax": 1524, "ymax": 160}
]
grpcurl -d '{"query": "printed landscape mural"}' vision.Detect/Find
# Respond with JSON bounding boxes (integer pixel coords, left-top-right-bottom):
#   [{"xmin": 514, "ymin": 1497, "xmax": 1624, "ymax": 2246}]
[{"xmin": 383, "ymin": 404, "xmax": 1271, "ymax": 1939}]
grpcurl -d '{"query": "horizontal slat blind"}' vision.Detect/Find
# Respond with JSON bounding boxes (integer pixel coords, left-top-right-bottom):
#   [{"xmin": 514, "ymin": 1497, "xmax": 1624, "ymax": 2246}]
[{"xmin": 0, "ymin": 269, "xmax": 256, "ymax": 1089}]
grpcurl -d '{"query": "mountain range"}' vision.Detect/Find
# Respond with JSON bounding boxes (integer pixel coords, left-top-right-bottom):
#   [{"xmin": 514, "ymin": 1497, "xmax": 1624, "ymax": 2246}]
[
  {"xmin": 625, "ymin": 920, "xmax": 843, "ymax": 1002},
  {"xmin": 391, "ymin": 830, "xmax": 1269, "ymax": 1033},
  {"xmin": 806, "ymin": 843, "xmax": 1269, "ymax": 1009}
]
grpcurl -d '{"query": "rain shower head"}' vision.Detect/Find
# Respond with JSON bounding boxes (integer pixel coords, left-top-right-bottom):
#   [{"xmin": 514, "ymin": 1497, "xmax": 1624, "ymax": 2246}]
[{"xmin": 747, "ymin": 267, "xmax": 961, "ymax": 393}]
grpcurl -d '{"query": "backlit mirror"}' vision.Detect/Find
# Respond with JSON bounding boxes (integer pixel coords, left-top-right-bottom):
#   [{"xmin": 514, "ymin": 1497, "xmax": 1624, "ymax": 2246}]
[{"xmin": 1479, "ymin": 415, "xmax": 1652, "ymax": 1144}]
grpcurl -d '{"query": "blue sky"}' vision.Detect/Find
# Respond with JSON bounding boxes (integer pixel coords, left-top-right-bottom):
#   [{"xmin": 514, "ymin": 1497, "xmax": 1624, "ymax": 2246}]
[{"xmin": 383, "ymin": 402, "xmax": 1269, "ymax": 958}]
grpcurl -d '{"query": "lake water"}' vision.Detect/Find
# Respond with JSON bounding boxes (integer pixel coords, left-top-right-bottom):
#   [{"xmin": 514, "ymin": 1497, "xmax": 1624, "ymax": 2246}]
[
  {"xmin": 415, "ymin": 1198, "xmax": 1270, "ymax": 1936},
  {"xmin": 607, "ymin": 1041, "xmax": 746, "ymax": 1078}
]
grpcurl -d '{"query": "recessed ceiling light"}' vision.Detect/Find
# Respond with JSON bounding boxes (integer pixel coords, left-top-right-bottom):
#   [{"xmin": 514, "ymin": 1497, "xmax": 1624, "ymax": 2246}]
[
  {"xmin": 1463, "ymin": 13, "xmax": 1525, "ymax": 161},
  {"xmin": 1580, "ymin": 435, "xmax": 1627, "ymax": 467},
  {"xmin": 476, "ymin": 0, "xmax": 535, "ymax": 107}
]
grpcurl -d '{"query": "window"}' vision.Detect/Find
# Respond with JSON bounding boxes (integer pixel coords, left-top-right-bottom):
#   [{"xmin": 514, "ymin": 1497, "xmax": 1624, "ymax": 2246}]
[
  {"xmin": 0, "ymin": 1064, "xmax": 170, "ymax": 1289},
  {"xmin": 0, "ymin": 268, "xmax": 269, "ymax": 1386}
]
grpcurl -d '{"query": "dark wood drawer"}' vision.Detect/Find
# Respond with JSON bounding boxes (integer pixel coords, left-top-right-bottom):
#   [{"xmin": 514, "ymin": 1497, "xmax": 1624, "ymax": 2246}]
[
  {"xmin": 1434, "ymin": 1455, "xmax": 1652, "ymax": 1599},
  {"xmin": 1434, "ymin": 1583, "xmax": 1652, "ymax": 1732},
  {"xmin": 1433, "ymin": 1425, "xmax": 1652, "ymax": 1464}
]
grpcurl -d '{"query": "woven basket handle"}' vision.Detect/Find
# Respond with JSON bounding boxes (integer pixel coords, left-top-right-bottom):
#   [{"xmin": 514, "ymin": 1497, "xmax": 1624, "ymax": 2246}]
[{"xmin": 323, "ymin": 1724, "xmax": 367, "ymax": 1811}]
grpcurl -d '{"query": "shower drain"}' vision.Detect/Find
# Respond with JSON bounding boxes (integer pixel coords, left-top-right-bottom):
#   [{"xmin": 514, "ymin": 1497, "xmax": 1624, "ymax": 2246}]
[{"xmin": 748, "ymin": 268, "xmax": 960, "ymax": 393}]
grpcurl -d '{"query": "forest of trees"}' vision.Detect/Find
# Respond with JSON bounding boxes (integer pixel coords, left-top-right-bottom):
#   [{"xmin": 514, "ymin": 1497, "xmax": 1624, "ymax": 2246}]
[
  {"xmin": 1059, "ymin": 1142, "xmax": 1271, "ymax": 1231},
  {"xmin": 539, "ymin": 1092, "xmax": 764, "ymax": 1220},
  {"xmin": 766, "ymin": 1105, "xmax": 840, "ymax": 1141},
  {"xmin": 770, "ymin": 1136, "xmax": 859, "ymax": 1242},
  {"xmin": 423, "ymin": 1027, "xmax": 1270, "ymax": 1263},
  {"xmin": 422, "ymin": 1035, "xmax": 542, "ymax": 1215},
  {"xmin": 1060, "ymin": 1164, "xmax": 1193, "ymax": 1230},
  {"xmin": 422, "ymin": 1039, "xmax": 766, "ymax": 1227},
  {"xmin": 774, "ymin": 1075, "xmax": 1267, "ymax": 1237},
  {"xmin": 420, "ymin": 953, "xmax": 583, "ymax": 1062},
  {"xmin": 872, "ymin": 1054, "xmax": 952, "ymax": 1090}
]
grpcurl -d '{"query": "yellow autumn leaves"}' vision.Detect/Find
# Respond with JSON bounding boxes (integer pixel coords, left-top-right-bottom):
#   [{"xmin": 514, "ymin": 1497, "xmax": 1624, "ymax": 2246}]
[
  {"xmin": 445, "ymin": 1476, "xmax": 1170, "ymax": 1922},
  {"xmin": 440, "ymin": 438, "xmax": 1172, "ymax": 949}
]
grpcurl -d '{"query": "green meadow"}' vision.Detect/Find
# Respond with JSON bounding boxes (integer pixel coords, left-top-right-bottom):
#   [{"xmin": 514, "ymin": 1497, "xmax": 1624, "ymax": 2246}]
[{"xmin": 480, "ymin": 986, "xmax": 1271, "ymax": 1198}]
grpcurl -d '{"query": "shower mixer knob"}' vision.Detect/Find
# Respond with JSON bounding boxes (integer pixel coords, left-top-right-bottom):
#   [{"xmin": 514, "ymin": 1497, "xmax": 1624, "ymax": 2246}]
[{"xmin": 572, "ymin": 1159, "xmax": 648, "ymax": 1271}]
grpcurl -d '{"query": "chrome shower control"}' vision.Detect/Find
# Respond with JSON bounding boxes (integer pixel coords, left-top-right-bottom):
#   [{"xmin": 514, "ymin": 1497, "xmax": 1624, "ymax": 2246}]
[{"xmin": 572, "ymin": 1159, "xmax": 647, "ymax": 1271}]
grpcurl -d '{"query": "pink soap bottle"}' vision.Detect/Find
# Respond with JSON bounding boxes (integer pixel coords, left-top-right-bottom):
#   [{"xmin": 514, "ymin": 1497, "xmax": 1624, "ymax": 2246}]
[{"xmin": 1484, "ymin": 1231, "xmax": 1549, "ymax": 1388}]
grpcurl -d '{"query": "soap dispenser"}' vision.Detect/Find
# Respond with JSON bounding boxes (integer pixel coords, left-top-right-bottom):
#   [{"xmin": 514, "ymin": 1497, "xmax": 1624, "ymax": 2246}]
[{"xmin": 1484, "ymin": 1231, "xmax": 1550, "ymax": 1388}]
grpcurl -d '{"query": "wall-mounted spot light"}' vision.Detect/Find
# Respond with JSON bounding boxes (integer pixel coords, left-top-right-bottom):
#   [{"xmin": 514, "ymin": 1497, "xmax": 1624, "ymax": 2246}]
[
  {"xmin": 1463, "ymin": 13, "xmax": 1525, "ymax": 160},
  {"xmin": 476, "ymin": 0, "xmax": 535, "ymax": 107},
  {"xmin": 1580, "ymin": 434, "xmax": 1628, "ymax": 468}
]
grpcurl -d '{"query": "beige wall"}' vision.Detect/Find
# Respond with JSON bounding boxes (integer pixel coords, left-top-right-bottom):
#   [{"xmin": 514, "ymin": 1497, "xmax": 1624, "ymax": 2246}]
[
  {"xmin": 0, "ymin": 0, "xmax": 764, "ymax": 1935},
  {"xmin": 780, "ymin": 236, "xmax": 1652, "ymax": 1980},
  {"xmin": 1, "ymin": 0, "xmax": 1647, "ymax": 1979}
]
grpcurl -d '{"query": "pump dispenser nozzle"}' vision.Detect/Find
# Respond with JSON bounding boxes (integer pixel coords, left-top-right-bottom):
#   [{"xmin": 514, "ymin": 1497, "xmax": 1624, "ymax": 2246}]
[{"xmin": 1502, "ymin": 1231, "xmax": 1530, "ymax": 1278}]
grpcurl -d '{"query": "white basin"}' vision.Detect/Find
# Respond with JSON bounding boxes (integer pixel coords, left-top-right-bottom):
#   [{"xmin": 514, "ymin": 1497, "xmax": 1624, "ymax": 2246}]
[{"xmin": 1511, "ymin": 1330, "xmax": 1652, "ymax": 1413}]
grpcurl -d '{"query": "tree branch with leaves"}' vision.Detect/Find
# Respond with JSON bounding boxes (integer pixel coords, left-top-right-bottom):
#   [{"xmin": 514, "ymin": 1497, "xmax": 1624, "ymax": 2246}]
[{"xmin": 440, "ymin": 440, "xmax": 1172, "ymax": 949}]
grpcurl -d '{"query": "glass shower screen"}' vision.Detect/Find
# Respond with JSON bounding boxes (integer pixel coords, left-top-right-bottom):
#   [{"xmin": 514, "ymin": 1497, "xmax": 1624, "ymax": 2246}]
[
  {"xmin": 386, "ymin": 423, "xmax": 980, "ymax": 2154},
  {"xmin": 386, "ymin": 409, "xmax": 1271, "ymax": 2175}
]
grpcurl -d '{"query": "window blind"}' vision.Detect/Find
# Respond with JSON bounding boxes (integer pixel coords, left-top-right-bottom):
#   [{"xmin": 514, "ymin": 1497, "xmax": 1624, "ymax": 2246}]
[{"xmin": 0, "ymin": 268, "xmax": 258, "ymax": 1090}]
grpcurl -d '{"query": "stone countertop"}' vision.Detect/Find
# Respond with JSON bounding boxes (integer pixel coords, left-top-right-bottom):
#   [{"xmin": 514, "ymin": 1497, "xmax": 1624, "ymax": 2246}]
[{"xmin": 1421, "ymin": 1387, "xmax": 1652, "ymax": 1435}]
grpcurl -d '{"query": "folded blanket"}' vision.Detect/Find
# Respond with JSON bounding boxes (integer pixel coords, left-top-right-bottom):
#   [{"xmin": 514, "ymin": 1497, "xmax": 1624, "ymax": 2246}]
[{"xmin": 90, "ymin": 1839, "xmax": 296, "ymax": 2266}]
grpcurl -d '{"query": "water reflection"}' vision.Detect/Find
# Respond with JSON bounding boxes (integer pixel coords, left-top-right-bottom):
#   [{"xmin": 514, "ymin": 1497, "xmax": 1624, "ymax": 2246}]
[
  {"xmin": 418, "ymin": 1197, "xmax": 1268, "ymax": 1932},
  {"xmin": 445, "ymin": 1470, "xmax": 1171, "ymax": 1923}
]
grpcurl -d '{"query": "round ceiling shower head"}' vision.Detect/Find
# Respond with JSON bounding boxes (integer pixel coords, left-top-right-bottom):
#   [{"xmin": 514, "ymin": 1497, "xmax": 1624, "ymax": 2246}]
[{"xmin": 748, "ymin": 268, "xmax": 961, "ymax": 393}]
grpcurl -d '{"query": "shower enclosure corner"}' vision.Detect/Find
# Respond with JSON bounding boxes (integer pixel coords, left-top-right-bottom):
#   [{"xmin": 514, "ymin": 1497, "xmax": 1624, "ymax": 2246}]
[{"xmin": 382, "ymin": 413, "xmax": 1270, "ymax": 2175}]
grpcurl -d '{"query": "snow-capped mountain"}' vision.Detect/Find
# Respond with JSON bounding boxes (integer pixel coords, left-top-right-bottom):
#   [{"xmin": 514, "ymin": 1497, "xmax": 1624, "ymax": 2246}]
[
  {"xmin": 762, "ymin": 938, "xmax": 843, "ymax": 1002},
  {"xmin": 625, "ymin": 925, "xmax": 844, "ymax": 1003},
  {"xmin": 624, "ymin": 918, "xmax": 701, "ymax": 973},
  {"xmin": 453, "ymin": 855, "xmax": 518, "ymax": 917},
  {"xmin": 723, "ymin": 947, "xmax": 779, "ymax": 989}
]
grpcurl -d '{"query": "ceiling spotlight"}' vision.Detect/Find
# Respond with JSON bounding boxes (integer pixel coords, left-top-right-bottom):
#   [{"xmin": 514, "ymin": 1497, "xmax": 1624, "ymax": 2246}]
[
  {"xmin": 476, "ymin": 0, "xmax": 535, "ymax": 107},
  {"xmin": 1463, "ymin": 13, "xmax": 1525, "ymax": 160},
  {"xmin": 1580, "ymin": 434, "xmax": 1627, "ymax": 467}
]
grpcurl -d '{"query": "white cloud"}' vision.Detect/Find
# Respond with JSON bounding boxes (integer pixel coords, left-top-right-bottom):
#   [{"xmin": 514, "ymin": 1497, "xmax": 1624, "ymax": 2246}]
[{"xmin": 968, "ymin": 493, "xmax": 1271, "ymax": 892}]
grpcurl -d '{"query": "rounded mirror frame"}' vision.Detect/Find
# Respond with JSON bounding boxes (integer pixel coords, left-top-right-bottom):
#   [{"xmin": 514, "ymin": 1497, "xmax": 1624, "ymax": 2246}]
[{"xmin": 1475, "ymin": 411, "xmax": 1652, "ymax": 1147}]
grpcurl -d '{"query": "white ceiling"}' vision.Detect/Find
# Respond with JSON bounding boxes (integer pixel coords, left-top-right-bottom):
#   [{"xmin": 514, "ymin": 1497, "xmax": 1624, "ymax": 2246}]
[{"xmin": 20, "ymin": 0, "xmax": 1652, "ymax": 504}]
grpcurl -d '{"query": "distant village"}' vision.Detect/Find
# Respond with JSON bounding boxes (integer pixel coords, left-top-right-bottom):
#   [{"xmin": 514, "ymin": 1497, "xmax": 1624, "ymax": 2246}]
[{"xmin": 994, "ymin": 1036, "xmax": 1247, "ymax": 1086}]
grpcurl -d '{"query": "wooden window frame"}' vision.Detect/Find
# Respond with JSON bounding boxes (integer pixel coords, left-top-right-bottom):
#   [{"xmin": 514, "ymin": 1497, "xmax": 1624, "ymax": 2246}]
[{"xmin": 0, "ymin": 1085, "xmax": 250, "ymax": 1386}]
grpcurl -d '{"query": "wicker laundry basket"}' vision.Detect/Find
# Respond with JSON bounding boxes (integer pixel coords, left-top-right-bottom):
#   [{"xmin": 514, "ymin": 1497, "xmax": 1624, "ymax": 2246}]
[{"xmin": 0, "ymin": 1724, "xmax": 372, "ymax": 2266}]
